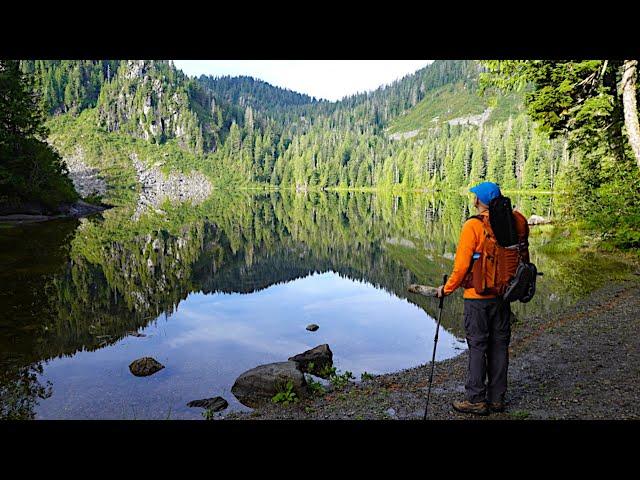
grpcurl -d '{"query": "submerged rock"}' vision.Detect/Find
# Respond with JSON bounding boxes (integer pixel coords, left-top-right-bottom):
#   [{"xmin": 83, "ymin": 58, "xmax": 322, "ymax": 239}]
[
  {"xmin": 187, "ymin": 397, "xmax": 228, "ymax": 412},
  {"xmin": 306, "ymin": 324, "xmax": 319, "ymax": 332},
  {"xmin": 289, "ymin": 344, "xmax": 333, "ymax": 377},
  {"xmin": 129, "ymin": 357, "xmax": 165, "ymax": 377},
  {"xmin": 231, "ymin": 361, "xmax": 307, "ymax": 408}
]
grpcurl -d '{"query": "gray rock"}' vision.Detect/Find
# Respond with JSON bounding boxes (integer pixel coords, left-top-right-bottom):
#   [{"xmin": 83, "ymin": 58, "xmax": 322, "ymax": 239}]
[
  {"xmin": 187, "ymin": 397, "xmax": 228, "ymax": 411},
  {"xmin": 62, "ymin": 146, "xmax": 108, "ymax": 198},
  {"xmin": 385, "ymin": 408, "xmax": 397, "ymax": 418},
  {"xmin": 231, "ymin": 361, "xmax": 307, "ymax": 408},
  {"xmin": 130, "ymin": 156, "xmax": 212, "ymax": 221},
  {"xmin": 62, "ymin": 200, "xmax": 106, "ymax": 218},
  {"xmin": 129, "ymin": 357, "xmax": 165, "ymax": 377},
  {"xmin": 528, "ymin": 214, "xmax": 551, "ymax": 225},
  {"xmin": 288, "ymin": 344, "xmax": 333, "ymax": 377},
  {"xmin": 306, "ymin": 324, "xmax": 319, "ymax": 332},
  {"xmin": 447, "ymin": 107, "xmax": 493, "ymax": 127}
]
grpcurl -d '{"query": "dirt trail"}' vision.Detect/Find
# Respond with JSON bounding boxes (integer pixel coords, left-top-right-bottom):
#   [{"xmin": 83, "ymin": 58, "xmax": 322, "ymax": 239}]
[{"xmin": 227, "ymin": 277, "xmax": 640, "ymax": 420}]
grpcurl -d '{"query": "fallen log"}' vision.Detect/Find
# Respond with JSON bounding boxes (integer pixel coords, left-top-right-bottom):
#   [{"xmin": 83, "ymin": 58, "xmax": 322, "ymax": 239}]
[{"xmin": 407, "ymin": 284, "xmax": 439, "ymax": 297}]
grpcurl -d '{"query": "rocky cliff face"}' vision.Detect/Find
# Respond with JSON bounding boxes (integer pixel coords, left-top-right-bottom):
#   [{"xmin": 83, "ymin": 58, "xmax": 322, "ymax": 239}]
[
  {"xmin": 63, "ymin": 146, "xmax": 107, "ymax": 198},
  {"xmin": 96, "ymin": 61, "xmax": 204, "ymax": 153},
  {"xmin": 130, "ymin": 153, "xmax": 212, "ymax": 220}
]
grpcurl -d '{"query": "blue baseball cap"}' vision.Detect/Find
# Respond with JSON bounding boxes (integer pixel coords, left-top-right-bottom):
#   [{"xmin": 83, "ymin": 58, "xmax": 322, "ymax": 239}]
[{"xmin": 470, "ymin": 182, "xmax": 501, "ymax": 206}]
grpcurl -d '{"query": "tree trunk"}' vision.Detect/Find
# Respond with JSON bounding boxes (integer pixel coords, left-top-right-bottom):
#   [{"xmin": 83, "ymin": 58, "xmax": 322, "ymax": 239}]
[
  {"xmin": 603, "ymin": 60, "xmax": 626, "ymax": 163},
  {"xmin": 621, "ymin": 60, "xmax": 640, "ymax": 168}
]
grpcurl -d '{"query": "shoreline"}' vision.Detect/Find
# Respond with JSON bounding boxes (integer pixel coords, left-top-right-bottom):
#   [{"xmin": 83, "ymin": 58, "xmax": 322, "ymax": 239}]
[
  {"xmin": 0, "ymin": 200, "xmax": 109, "ymax": 224},
  {"xmin": 225, "ymin": 275, "xmax": 640, "ymax": 420}
]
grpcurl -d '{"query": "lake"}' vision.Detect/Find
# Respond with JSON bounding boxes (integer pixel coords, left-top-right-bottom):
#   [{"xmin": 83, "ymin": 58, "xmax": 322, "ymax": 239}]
[{"xmin": 0, "ymin": 190, "xmax": 630, "ymax": 419}]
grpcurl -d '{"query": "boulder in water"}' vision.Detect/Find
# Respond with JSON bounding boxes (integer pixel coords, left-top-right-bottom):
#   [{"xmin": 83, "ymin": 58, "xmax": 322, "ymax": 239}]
[
  {"xmin": 288, "ymin": 344, "xmax": 333, "ymax": 377},
  {"xmin": 129, "ymin": 357, "xmax": 165, "ymax": 377},
  {"xmin": 231, "ymin": 361, "xmax": 307, "ymax": 408},
  {"xmin": 306, "ymin": 324, "xmax": 319, "ymax": 332}
]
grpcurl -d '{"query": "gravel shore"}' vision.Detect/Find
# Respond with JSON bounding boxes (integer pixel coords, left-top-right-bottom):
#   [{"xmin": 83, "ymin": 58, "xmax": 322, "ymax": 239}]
[{"xmin": 226, "ymin": 276, "xmax": 640, "ymax": 420}]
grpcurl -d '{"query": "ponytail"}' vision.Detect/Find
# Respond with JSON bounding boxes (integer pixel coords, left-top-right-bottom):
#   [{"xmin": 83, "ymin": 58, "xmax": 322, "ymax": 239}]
[{"xmin": 488, "ymin": 195, "xmax": 518, "ymax": 247}]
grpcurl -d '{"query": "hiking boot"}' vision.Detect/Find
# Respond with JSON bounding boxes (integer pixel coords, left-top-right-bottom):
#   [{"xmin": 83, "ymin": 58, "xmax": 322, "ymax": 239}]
[
  {"xmin": 452, "ymin": 399, "xmax": 489, "ymax": 416},
  {"xmin": 488, "ymin": 401, "xmax": 505, "ymax": 413}
]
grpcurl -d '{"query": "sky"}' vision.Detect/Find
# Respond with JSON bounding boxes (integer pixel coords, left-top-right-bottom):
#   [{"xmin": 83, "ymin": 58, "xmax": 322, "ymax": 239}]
[{"xmin": 173, "ymin": 60, "xmax": 433, "ymax": 101}]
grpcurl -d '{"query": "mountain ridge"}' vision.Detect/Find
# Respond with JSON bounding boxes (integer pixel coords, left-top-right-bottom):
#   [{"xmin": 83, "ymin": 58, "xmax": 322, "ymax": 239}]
[{"xmin": 23, "ymin": 60, "xmax": 567, "ymax": 198}]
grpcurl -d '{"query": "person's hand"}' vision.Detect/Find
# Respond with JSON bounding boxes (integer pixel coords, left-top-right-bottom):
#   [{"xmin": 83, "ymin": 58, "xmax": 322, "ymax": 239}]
[{"xmin": 436, "ymin": 285, "xmax": 445, "ymax": 298}]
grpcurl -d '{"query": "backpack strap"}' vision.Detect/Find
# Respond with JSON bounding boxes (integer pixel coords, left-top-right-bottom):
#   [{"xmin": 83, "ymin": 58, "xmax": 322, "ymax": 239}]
[{"xmin": 464, "ymin": 214, "xmax": 485, "ymax": 276}]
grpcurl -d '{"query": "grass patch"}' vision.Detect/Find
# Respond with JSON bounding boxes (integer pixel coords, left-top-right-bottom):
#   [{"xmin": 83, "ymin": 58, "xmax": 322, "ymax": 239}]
[
  {"xmin": 271, "ymin": 380, "xmax": 298, "ymax": 406},
  {"xmin": 305, "ymin": 374, "xmax": 326, "ymax": 396},
  {"xmin": 388, "ymin": 82, "xmax": 487, "ymax": 134}
]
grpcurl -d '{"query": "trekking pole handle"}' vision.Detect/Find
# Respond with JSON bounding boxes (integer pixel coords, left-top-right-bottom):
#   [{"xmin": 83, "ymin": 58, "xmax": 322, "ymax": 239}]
[{"xmin": 439, "ymin": 274, "xmax": 448, "ymax": 309}]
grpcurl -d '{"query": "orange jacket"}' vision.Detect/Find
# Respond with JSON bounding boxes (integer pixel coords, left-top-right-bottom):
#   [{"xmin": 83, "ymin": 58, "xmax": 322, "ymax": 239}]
[{"xmin": 443, "ymin": 210, "xmax": 496, "ymax": 299}]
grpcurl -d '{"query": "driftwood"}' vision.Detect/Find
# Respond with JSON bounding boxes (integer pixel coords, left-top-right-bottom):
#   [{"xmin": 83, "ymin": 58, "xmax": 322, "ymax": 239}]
[{"xmin": 407, "ymin": 284, "xmax": 439, "ymax": 297}]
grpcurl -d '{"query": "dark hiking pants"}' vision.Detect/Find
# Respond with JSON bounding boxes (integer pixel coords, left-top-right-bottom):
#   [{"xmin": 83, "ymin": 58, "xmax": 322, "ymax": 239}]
[{"xmin": 463, "ymin": 298, "xmax": 512, "ymax": 404}]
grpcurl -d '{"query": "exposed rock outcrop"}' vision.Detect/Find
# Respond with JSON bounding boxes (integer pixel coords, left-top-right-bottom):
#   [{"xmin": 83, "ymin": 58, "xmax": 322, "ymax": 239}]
[
  {"xmin": 447, "ymin": 107, "xmax": 493, "ymax": 127},
  {"xmin": 63, "ymin": 146, "xmax": 107, "ymax": 198},
  {"xmin": 130, "ymin": 154, "xmax": 212, "ymax": 220},
  {"xmin": 388, "ymin": 129, "xmax": 420, "ymax": 141},
  {"xmin": 97, "ymin": 60, "xmax": 204, "ymax": 153}
]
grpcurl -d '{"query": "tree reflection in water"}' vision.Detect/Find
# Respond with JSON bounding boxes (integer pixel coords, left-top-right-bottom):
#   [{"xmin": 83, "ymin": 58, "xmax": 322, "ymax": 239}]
[{"xmin": 0, "ymin": 190, "xmax": 632, "ymax": 418}]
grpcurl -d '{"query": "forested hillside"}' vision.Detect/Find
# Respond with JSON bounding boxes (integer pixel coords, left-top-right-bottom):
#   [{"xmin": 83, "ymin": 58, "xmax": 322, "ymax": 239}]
[
  {"xmin": 22, "ymin": 59, "xmax": 567, "ymax": 192},
  {"xmin": 12, "ymin": 59, "xmax": 639, "ymax": 248},
  {"xmin": 0, "ymin": 60, "xmax": 78, "ymax": 213}
]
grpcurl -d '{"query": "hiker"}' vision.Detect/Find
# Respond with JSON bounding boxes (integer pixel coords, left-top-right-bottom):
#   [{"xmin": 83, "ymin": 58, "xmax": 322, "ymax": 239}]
[{"xmin": 436, "ymin": 181, "xmax": 530, "ymax": 415}]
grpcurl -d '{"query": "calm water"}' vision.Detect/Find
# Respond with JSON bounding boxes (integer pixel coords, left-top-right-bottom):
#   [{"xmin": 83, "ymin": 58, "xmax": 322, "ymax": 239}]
[{"xmin": 0, "ymin": 191, "xmax": 631, "ymax": 419}]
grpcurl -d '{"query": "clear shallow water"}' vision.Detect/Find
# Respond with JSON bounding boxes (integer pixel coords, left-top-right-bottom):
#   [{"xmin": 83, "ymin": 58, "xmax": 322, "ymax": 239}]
[
  {"xmin": 35, "ymin": 272, "xmax": 465, "ymax": 419},
  {"xmin": 0, "ymin": 191, "xmax": 632, "ymax": 419}
]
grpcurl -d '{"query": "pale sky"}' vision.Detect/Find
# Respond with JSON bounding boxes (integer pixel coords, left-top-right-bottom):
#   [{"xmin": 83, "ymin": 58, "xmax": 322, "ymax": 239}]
[{"xmin": 173, "ymin": 60, "xmax": 433, "ymax": 101}]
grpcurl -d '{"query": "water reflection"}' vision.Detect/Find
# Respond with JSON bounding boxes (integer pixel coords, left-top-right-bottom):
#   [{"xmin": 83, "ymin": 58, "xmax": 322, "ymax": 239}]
[
  {"xmin": 35, "ymin": 272, "xmax": 466, "ymax": 419},
  {"xmin": 0, "ymin": 190, "xmax": 631, "ymax": 419}
]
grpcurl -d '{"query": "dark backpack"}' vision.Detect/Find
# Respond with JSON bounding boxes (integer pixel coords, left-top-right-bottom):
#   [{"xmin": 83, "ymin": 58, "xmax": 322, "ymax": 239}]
[{"xmin": 503, "ymin": 261, "xmax": 538, "ymax": 303}]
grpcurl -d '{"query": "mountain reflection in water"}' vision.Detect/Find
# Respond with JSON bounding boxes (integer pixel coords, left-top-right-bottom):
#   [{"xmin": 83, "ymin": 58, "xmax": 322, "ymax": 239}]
[{"xmin": 0, "ymin": 191, "xmax": 631, "ymax": 419}]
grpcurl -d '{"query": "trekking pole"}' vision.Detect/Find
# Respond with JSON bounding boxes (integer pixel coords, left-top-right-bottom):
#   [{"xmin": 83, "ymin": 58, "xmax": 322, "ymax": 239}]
[{"xmin": 423, "ymin": 274, "xmax": 447, "ymax": 420}]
